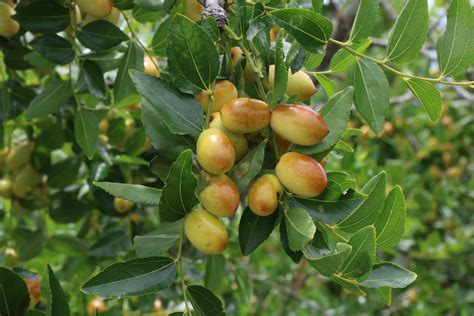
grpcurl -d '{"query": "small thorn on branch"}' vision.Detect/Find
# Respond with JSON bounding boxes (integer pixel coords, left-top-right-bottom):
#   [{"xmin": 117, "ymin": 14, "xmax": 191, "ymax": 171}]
[{"xmin": 201, "ymin": 0, "xmax": 228, "ymax": 27}]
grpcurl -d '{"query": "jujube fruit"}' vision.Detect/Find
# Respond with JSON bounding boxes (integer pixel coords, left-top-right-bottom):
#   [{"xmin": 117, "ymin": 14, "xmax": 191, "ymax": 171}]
[
  {"xmin": 195, "ymin": 80, "xmax": 238, "ymax": 113},
  {"xmin": 197, "ymin": 128, "xmax": 235, "ymax": 175},
  {"xmin": 263, "ymin": 65, "xmax": 317, "ymax": 102},
  {"xmin": 270, "ymin": 105, "xmax": 329, "ymax": 146},
  {"xmin": 275, "ymin": 152, "xmax": 327, "ymax": 197},
  {"xmin": 183, "ymin": 0, "xmax": 203, "ymax": 22},
  {"xmin": 0, "ymin": 3, "xmax": 20, "ymax": 37},
  {"xmin": 144, "ymin": 56, "xmax": 160, "ymax": 77},
  {"xmin": 6, "ymin": 142, "xmax": 34, "ymax": 172},
  {"xmin": 184, "ymin": 208, "xmax": 228, "ymax": 254},
  {"xmin": 209, "ymin": 112, "xmax": 248, "ymax": 161},
  {"xmin": 248, "ymin": 174, "xmax": 283, "ymax": 216},
  {"xmin": 12, "ymin": 165, "xmax": 41, "ymax": 198},
  {"xmin": 113, "ymin": 197, "xmax": 135, "ymax": 213},
  {"xmin": 200, "ymin": 174, "xmax": 240, "ymax": 217},
  {"xmin": 84, "ymin": 6, "xmax": 120, "ymax": 24},
  {"xmin": 230, "ymin": 47, "xmax": 243, "ymax": 68},
  {"xmin": 0, "ymin": 179, "xmax": 12, "ymax": 198},
  {"xmin": 221, "ymin": 98, "xmax": 270, "ymax": 133},
  {"xmin": 76, "ymin": 0, "xmax": 112, "ymax": 18}
]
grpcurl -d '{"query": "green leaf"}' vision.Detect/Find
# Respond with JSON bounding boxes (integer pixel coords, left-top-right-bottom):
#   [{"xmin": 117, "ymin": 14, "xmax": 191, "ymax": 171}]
[
  {"xmin": 377, "ymin": 287, "xmax": 392, "ymax": 305},
  {"xmin": 340, "ymin": 226, "xmax": 376, "ymax": 278},
  {"xmin": 14, "ymin": 2, "xmax": 69, "ymax": 33},
  {"xmin": 81, "ymin": 257, "xmax": 176, "ymax": 298},
  {"xmin": 0, "ymin": 267, "xmax": 30, "ymax": 316},
  {"xmin": 332, "ymin": 275, "xmax": 366, "ymax": 296},
  {"xmin": 359, "ymin": 262, "xmax": 417, "ymax": 288},
  {"xmin": 93, "ymin": 182, "xmax": 162, "ymax": 205},
  {"xmin": 89, "ymin": 230, "xmax": 131, "ymax": 258},
  {"xmin": 350, "ymin": 0, "xmax": 378, "ymax": 42},
  {"xmin": 285, "ymin": 208, "xmax": 316, "ymax": 251},
  {"xmin": 374, "ymin": 186, "xmax": 406, "ymax": 250},
  {"xmin": 114, "ymin": 42, "xmax": 144, "ymax": 106},
  {"xmin": 46, "ymin": 265, "xmax": 70, "ymax": 316},
  {"xmin": 168, "ymin": 14, "xmax": 220, "ymax": 91},
  {"xmin": 337, "ymin": 172, "xmax": 386, "ymax": 233},
  {"xmin": 47, "ymin": 157, "xmax": 81, "ymax": 189},
  {"xmin": 74, "ymin": 109, "xmax": 99, "ymax": 159},
  {"xmin": 330, "ymin": 38, "xmax": 371, "ymax": 73},
  {"xmin": 314, "ymin": 73, "xmax": 336, "ymax": 97},
  {"xmin": 385, "ymin": 0, "xmax": 428, "ymax": 63},
  {"xmin": 82, "ymin": 60, "xmax": 107, "ymax": 99},
  {"xmin": 305, "ymin": 243, "xmax": 352, "ymax": 277},
  {"xmin": 268, "ymin": 33, "xmax": 288, "ymax": 107},
  {"xmin": 134, "ymin": 221, "xmax": 183, "ymax": 258},
  {"xmin": 239, "ymin": 207, "xmax": 279, "ymax": 256},
  {"xmin": 186, "ymin": 285, "xmax": 225, "ymax": 316},
  {"xmin": 47, "ymin": 234, "xmax": 87, "ymax": 257},
  {"xmin": 291, "ymin": 86, "xmax": 354, "ymax": 157},
  {"xmin": 270, "ymin": 8, "xmax": 333, "ymax": 53},
  {"xmin": 352, "ymin": 58, "xmax": 389, "ymax": 135},
  {"xmin": 151, "ymin": 16, "xmax": 171, "ymax": 56},
  {"xmin": 30, "ymin": 34, "xmax": 74, "ymax": 65},
  {"xmin": 77, "ymin": 21, "xmax": 129, "ymax": 51},
  {"xmin": 304, "ymin": 51, "xmax": 325, "ymax": 69},
  {"xmin": 279, "ymin": 220, "xmax": 303, "ymax": 263},
  {"xmin": 405, "ymin": 79, "xmax": 441, "ymax": 121},
  {"xmin": 158, "ymin": 150, "xmax": 198, "ymax": 222},
  {"xmin": 228, "ymin": 140, "xmax": 266, "ymax": 191},
  {"xmin": 205, "ymin": 255, "xmax": 226, "ymax": 294},
  {"xmin": 24, "ymin": 77, "xmax": 72, "ymax": 119},
  {"xmin": 130, "ymin": 71, "xmax": 203, "ymax": 138},
  {"xmin": 437, "ymin": 0, "xmax": 474, "ymax": 77}
]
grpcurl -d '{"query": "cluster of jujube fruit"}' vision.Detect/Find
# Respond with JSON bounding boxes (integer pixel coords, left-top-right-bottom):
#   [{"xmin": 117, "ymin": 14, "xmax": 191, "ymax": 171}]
[{"xmin": 184, "ymin": 49, "xmax": 330, "ymax": 255}]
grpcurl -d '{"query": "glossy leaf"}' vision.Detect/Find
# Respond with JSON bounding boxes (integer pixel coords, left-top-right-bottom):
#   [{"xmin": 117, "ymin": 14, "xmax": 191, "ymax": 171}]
[
  {"xmin": 89, "ymin": 230, "xmax": 131, "ymax": 258},
  {"xmin": 81, "ymin": 257, "xmax": 176, "ymax": 298},
  {"xmin": 330, "ymin": 38, "xmax": 371, "ymax": 73},
  {"xmin": 94, "ymin": 182, "xmax": 162, "ymax": 205},
  {"xmin": 437, "ymin": 0, "xmax": 474, "ymax": 77},
  {"xmin": 352, "ymin": 58, "xmax": 389, "ymax": 135},
  {"xmin": 168, "ymin": 14, "xmax": 219, "ymax": 91},
  {"xmin": 280, "ymin": 220, "xmax": 303, "ymax": 263},
  {"xmin": 0, "ymin": 267, "xmax": 30, "ymax": 316},
  {"xmin": 158, "ymin": 150, "xmax": 198, "ymax": 222},
  {"xmin": 405, "ymin": 78, "xmax": 442, "ymax": 121},
  {"xmin": 47, "ymin": 265, "xmax": 70, "ymax": 316},
  {"xmin": 292, "ymin": 86, "xmax": 354, "ymax": 157},
  {"xmin": 285, "ymin": 208, "xmax": 316, "ymax": 251},
  {"xmin": 350, "ymin": 0, "xmax": 379, "ymax": 42},
  {"xmin": 187, "ymin": 285, "xmax": 225, "ymax": 316},
  {"xmin": 314, "ymin": 73, "xmax": 336, "ymax": 97},
  {"xmin": 305, "ymin": 243, "xmax": 352, "ymax": 277},
  {"xmin": 332, "ymin": 275, "xmax": 366, "ymax": 296},
  {"xmin": 114, "ymin": 42, "xmax": 144, "ymax": 106},
  {"xmin": 239, "ymin": 207, "xmax": 279, "ymax": 256},
  {"xmin": 74, "ymin": 109, "xmax": 99, "ymax": 159},
  {"xmin": 24, "ymin": 77, "xmax": 72, "ymax": 119},
  {"xmin": 228, "ymin": 140, "xmax": 267, "ymax": 191},
  {"xmin": 337, "ymin": 172, "xmax": 386, "ymax": 233},
  {"xmin": 340, "ymin": 226, "xmax": 376, "ymax": 278},
  {"xmin": 134, "ymin": 221, "xmax": 183, "ymax": 258},
  {"xmin": 82, "ymin": 60, "xmax": 107, "ymax": 99},
  {"xmin": 30, "ymin": 34, "xmax": 74, "ymax": 65},
  {"xmin": 360, "ymin": 262, "xmax": 417, "ymax": 288},
  {"xmin": 385, "ymin": 0, "xmax": 428, "ymax": 63},
  {"xmin": 374, "ymin": 186, "xmax": 406, "ymax": 250},
  {"xmin": 270, "ymin": 8, "xmax": 333, "ymax": 53},
  {"xmin": 130, "ymin": 71, "xmax": 203, "ymax": 138},
  {"xmin": 13, "ymin": 2, "xmax": 69, "ymax": 33},
  {"xmin": 77, "ymin": 21, "xmax": 128, "ymax": 51}
]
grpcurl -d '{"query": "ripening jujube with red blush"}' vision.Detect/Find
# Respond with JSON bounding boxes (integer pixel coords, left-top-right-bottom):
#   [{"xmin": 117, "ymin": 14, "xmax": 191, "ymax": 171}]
[
  {"xmin": 197, "ymin": 128, "xmax": 235, "ymax": 175},
  {"xmin": 263, "ymin": 65, "xmax": 317, "ymax": 102},
  {"xmin": 221, "ymin": 98, "xmax": 271, "ymax": 133},
  {"xmin": 196, "ymin": 80, "xmax": 238, "ymax": 113},
  {"xmin": 184, "ymin": 208, "xmax": 228, "ymax": 255},
  {"xmin": 210, "ymin": 112, "xmax": 248, "ymax": 161},
  {"xmin": 275, "ymin": 152, "xmax": 327, "ymax": 197},
  {"xmin": 270, "ymin": 105, "xmax": 329, "ymax": 146},
  {"xmin": 76, "ymin": 0, "xmax": 112, "ymax": 18},
  {"xmin": 248, "ymin": 174, "xmax": 283, "ymax": 216},
  {"xmin": 200, "ymin": 174, "xmax": 240, "ymax": 217}
]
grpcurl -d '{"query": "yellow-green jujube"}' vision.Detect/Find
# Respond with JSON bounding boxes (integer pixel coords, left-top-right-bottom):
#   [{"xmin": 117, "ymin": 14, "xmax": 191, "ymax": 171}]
[
  {"xmin": 12, "ymin": 165, "xmax": 40, "ymax": 198},
  {"xmin": 84, "ymin": 6, "xmax": 120, "ymax": 24},
  {"xmin": 76, "ymin": 0, "xmax": 112, "ymax": 18},
  {"xmin": 0, "ymin": 179, "xmax": 12, "ymax": 198},
  {"xmin": 209, "ymin": 112, "xmax": 248, "ymax": 161},
  {"xmin": 197, "ymin": 128, "xmax": 235, "ymax": 175},
  {"xmin": 5, "ymin": 142, "xmax": 34, "ymax": 172},
  {"xmin": 0, "ymin": 3, "xmax": 19, "ymax": 37},
  {"xmin": 270, "ymin": 105, "xmax": 329, "ymax": 146},
  {"xmin": 144, "ymin": 56, "xmax": 160, "ymax": 77},
  {"xmin": 184, "ymin": 208, "xmax": 228, "ymax": 254},
  {"xmin": 263, "ymin": 65, "xmax": 317, "ymax": 102},
  {"xmin": 113, "ymin": 197, "xmax": 135, "ymax": 213},
  {"xmin": 230, "ymin": 47, "xmax": 243, "ymax": 68},
  {"xmin": 248, "ymin": 174, "xmax": 283, "ymax": 216},
  {"xmin": 221, "ymin": 98, "xmax": 271, "ymax": 133},
  {"xmin": 0, "ymin": 147, "xmax": 9, "ymax": 168},
  {"xmin": 200, "ymin": 174, "xmax": 240, "ymax": 217},
  {"xmin": 183, "ymin": 0, "xmax": 204, "ymax": 22},
  {"xmin": 275, "ymin": 152, "xmax": 327, "ymax": 198},
  {"xmin": 195, "ymin": 80, "xmax": 238, "ymax": 113}
]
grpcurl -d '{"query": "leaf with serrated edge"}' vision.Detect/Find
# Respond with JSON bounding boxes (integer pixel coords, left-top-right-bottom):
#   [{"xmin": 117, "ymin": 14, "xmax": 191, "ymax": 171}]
[
  {"xmin": 94, "ymin": 182, "xmax": 162, "ymax": 205},
  {"xmin": 360, "ymin": 262, "xmax": 417, "ymax": 288},
  {"xmin": 330, "ymin": 39, "xmax": 371, "ymax": 73},
  {"xmin": 187, "ymin": 285, "xmax": 225, "ymax": 316},
  {"xmin": 314, "ymin": 73, "xmax": 336, "ymax": 97},
  {"xmin": 305, "ymin": 243, "xmax": 352, "ymax": 277},
  {"xmin": 374, "ymin": 186, "xmax": 406, "ymax": 250},
  {"xmin": 25, "ymin": 77, "xmax": 71, "ymax": 119},
  {"xmin": 340, "ymin": 226, "xmax": 376, "ymax": 278},
  {"xmin": 405, "ymin": 79, "xmax": 442, "ymax": 121},
  {"xmin": 74, "ymin": 110, "xmax": 99, "ymax": 159},
  {"xmin": 239, "ymin": 207, "xmax": 279, "ymax": 256},
  {"xmin": 350, "ymin": 0, "xmax": 379, "ymax": 42},
  {"xmin": 47, "ymin": 265, "xmax": 70, "ymax": 316},
  {"xmin": 285, "ymin": 208, "xmax": 316, "ymax": 251}
]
